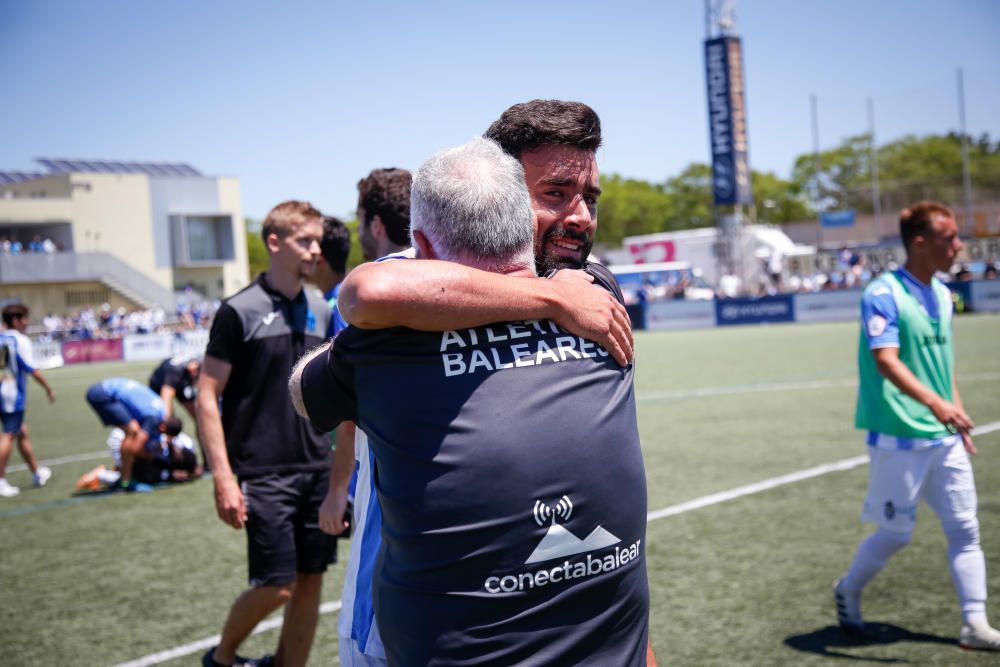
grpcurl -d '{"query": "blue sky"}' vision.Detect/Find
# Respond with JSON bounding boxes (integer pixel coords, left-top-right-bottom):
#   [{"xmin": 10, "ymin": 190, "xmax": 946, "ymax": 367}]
[{"xmin": 2, "ymin": 0, "xmax": 998, "ymax": 219}]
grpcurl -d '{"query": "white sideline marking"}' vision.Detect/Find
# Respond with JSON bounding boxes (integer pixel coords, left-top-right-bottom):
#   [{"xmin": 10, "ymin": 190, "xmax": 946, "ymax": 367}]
[
  {"xmin": 112, "ymin": 601, "xmax": 342, "ymax": 667},
  {"xmin": 8, "ymin": 450, "xmax": 107, "ymax": 473},
  {"xmin": 113, "ymin": 419, "xmax": 1000, "ymax": 667},
  {"xmin": 639, "ymin": 371, "xmax": 1000, "ymax": 402}
]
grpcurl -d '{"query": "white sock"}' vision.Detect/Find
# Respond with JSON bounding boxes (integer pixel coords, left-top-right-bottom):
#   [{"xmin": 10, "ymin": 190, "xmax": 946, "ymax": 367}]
[
  {"xmin": 944, "ymin": 519, "xmax": 989, "ymax": 624},
  {"xmin": 844, "ymin": 527, "xmax": 910, "ymax": 591}
]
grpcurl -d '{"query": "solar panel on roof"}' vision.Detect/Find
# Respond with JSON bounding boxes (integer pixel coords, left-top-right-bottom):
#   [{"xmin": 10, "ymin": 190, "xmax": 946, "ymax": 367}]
[
  {"xmin": 33, "ymin": 158, "xmax": 205, "ymax": 177},
  {"xmin": 0, "ymin": 171, "xmax": 47, "ymax": 184}
]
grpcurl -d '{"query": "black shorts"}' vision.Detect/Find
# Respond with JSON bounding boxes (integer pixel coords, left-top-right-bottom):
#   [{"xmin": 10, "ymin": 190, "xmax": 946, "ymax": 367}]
[{"xmin": 242, "ymin": 469, "xmax": 338, "ymax": 587}]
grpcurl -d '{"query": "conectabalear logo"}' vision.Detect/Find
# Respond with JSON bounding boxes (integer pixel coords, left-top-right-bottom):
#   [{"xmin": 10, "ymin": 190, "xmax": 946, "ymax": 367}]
[{"xmin": 483, "ymin": 495, "xmax": 641, "ymax": 594}]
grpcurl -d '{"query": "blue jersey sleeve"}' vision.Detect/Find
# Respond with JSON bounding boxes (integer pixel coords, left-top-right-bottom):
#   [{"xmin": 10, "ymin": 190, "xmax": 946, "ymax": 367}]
[
  {"xmin": 860, "ymin": 282, "xmax": 899, "ymax": 349},
  {"xmin": 327, "ymin": 304, "xmax": 349, "ymax": 338}
]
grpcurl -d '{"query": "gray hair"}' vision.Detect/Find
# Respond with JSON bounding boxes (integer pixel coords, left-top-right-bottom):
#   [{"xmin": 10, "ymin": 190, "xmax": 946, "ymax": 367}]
[{"xmin": 410, "ymin": 137, "xmax": 535, "ymax": 273}]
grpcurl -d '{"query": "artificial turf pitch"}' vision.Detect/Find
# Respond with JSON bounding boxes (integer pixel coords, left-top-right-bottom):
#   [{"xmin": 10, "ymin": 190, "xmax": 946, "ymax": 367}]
[{"xmin": 1, "ymin": 314, "xmax": 998, "ymax": 665}]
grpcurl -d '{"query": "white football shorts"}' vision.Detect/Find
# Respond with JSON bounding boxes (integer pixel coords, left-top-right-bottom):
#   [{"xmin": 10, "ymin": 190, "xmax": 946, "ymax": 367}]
[{"xmin": 861, "ymin": 436, "xmax": 977, "ymax": 533}]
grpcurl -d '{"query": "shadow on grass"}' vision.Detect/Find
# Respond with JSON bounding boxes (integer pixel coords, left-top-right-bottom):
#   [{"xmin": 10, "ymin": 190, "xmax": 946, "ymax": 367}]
[{"xmin": 785, "ymin": 623, "xmax": 957, "ymax": 662}]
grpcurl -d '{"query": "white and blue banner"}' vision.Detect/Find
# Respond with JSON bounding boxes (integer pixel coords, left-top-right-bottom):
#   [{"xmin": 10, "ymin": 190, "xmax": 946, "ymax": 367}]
[{"xmin": 714, "ymin": 295, "xmax": 795, "ymax": 326}]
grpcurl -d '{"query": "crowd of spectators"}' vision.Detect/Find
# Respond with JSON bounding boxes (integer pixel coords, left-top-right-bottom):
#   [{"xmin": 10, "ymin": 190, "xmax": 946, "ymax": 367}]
[
  {"xmin": 1, "ymin": 235, "xmax": 58, "ymax": 254},
  {"xmin": 31, "ymin": 301, "xmax": 220, "ymax": 342}
]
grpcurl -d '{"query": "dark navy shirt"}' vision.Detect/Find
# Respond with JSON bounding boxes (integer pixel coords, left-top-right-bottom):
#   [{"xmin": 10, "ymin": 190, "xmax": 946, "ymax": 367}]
[{"xmin": 301, "ymin": 264, "xmax": 649, "ymax": 666}]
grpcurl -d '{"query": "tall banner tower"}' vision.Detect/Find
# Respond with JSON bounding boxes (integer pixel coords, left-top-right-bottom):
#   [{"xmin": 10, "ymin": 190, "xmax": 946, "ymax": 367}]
[{"xmin": 704, "ymin": 0, "xmax": 754, "ymax": 286}]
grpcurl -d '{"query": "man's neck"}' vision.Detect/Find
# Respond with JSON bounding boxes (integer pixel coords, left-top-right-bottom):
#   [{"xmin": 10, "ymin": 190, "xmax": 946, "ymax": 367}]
[
  {"xmin": 318, "ymin": 273, "xmax": 345, "ymax": 294},
  {"xmin": 903, "ymin": 258, "xmax": 935, "ymax": 286},
  {"xmin": 264, "ymin": 269, "xmax": 303, "ymax": 300},
  {"xmin": 378, "ymin": 243, "xmax": 408, "ymax": 259}
]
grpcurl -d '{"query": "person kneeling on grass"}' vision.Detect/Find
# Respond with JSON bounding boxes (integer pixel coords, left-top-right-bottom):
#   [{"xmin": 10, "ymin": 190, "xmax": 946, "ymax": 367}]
[{"xmin": 83, "ymin": 378, "xmax": 196, "ymax": 493}]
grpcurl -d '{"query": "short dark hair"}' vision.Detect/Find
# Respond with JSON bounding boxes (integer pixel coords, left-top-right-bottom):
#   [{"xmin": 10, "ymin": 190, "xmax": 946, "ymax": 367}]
[
  {"xmin": 484, "ymin": 99, "xmax": 602, "ymax": 159},
  {"xmin": 900, "ymin": 201, "xmax": 954, "ymax": 250},
  {"xmin": 321, "ymin": 216, "xmax": 351, "ymax": 274},
  {"xmin": 172, "ymin": 447, "xmax": 197, "ymax": 473},
  {"xmin": 357, "ymin": 168, "xmax": 411, "ymax": 247},
  {"xmin": 2, "ymin": 303, "xmax": 28, "ymax": 328},
  {"xmin": 163, "ymin": 416, "xmax": 183, "ymax": 437},
  {"xmin": 261, "ymin": 200, "xmax": 322, "ymax": 244}
]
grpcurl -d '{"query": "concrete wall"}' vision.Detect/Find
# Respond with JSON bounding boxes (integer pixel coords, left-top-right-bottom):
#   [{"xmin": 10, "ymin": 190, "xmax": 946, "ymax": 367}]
[
  {"xmin": 1, "ymin": 169, "xmax": 249, "ymax": 303},
  {"xmin": 0, "ymin": 280, "xmax": 137, "ymax": 315},
  {"xmin": 216, "ymin": 176, "xmax": 249, "ymax": 297}
]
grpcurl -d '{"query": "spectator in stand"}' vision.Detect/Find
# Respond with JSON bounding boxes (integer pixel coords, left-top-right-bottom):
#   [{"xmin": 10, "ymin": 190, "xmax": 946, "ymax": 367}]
[
  {"xmin": 717, "ymin": 269, "xmax": 742, "ymax": 299},
  {"xmin": 985, "ymin": 264, "xmax": 998, "ymax": 280},
  {"xmin": 0, "ymin": 304, "xmax": 56, "ymax": 497},
  {"xmin": 767, "ymin": 247, "xmax": 784, "ymax": 292},
  {"xmin": 42, "ymin": 237, "xmax": 56, "ymax": 253}
]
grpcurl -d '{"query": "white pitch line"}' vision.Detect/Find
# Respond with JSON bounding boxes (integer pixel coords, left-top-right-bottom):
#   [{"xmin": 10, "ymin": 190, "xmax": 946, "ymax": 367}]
[
  {"xmin": 639, "ymin": 371, "xmax": 1000, "ymax": 402},
  {"xmin": 112, "ymin": 601, "xmax": 342, "ymax": 667},
  {"xmin": 113, "ymin": 419, "xmax": 1000, "ymax": 667},
  {"xmin": 8, "ymin": 450, "xmax": 108, "ymax": 473}
]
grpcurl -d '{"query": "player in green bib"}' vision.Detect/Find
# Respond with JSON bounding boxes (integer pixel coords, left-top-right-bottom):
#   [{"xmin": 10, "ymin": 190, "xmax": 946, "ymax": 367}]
[{"xmin": 834, "ymin": 201, "xmax": 1000, "ymax": 651}]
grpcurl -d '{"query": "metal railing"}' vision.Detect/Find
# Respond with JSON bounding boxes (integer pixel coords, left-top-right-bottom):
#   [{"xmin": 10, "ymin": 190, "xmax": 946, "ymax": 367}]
[{"xmin": 0, "ymin": 251, "xmax": 175, "ymax": 310}]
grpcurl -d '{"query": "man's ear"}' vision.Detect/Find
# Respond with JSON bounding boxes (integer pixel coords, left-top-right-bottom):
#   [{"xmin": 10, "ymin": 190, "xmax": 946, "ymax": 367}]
[
  {"xmin": 265, "ymin": 232, "xmax": 282, "ymax": 254},
  {"xmin": 412, "ymin": 230, "xmax": 437, "ymax": 260},
  {"xmin": 370, "ymin": 215, "xmax": 387, "ymax": 241}
]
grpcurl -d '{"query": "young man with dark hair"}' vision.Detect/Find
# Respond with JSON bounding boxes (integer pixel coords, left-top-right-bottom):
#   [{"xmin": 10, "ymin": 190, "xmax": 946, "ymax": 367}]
[
  {"xmin": 0, "ymin": 303, "xmax": 55, "ymax": 496},
  {"xmin": 316, "ymin": 172, "xmax": 412, "ymax": 666},
  {"xmin": 356, "ymin": 168, "xmax": 412, "ymax": 262},
  {"xmin": 197, "ymin": 200, "xmax": 334, "ymax": 667},
  {"xmin": 314, "ymin": 215, "xmax": 352, "ymax": 337},
  {"xmin": 835, "ymin": 200, "xmax": 1000, "ymax": 651}
]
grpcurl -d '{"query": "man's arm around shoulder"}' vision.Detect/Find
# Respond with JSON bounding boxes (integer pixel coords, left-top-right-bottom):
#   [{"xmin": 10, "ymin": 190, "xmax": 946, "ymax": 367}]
[{"xmin": 339, "ymin": 260, "xmax": 633, "ymax": 365}]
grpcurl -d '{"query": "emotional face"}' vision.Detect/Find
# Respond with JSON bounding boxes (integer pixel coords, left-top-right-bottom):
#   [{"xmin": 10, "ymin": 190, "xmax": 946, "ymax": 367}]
[{"xmin": 519, "ymin": 145, "xmax": 601, "ymax": 273}]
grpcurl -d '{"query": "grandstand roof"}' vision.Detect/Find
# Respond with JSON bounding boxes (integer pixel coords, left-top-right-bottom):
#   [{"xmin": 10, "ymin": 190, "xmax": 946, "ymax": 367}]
[
  {"xmin": 34, "ymin": 158, "xmax": 203, "ymax": 177},
  {"xmin": 0, "ymin": 171, "xmax": 48, "ymax": 185}
]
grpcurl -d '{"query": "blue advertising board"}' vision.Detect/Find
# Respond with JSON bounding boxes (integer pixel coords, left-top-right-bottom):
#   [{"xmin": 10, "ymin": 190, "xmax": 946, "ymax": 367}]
[
  {"xmin": 820, "ymin": 209, "xmax": 857, "ymax": 228},
  {"xmin": 705, "ymin": 36, "xmax": 752, "ymax": 206},
  {"xmin": 715, "ymin": 294, "xmax": 795, "ymax": 326}
]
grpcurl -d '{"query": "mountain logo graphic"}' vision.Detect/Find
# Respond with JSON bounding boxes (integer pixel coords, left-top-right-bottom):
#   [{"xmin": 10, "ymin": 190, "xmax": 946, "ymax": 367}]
[{"xmin": 526, "ymin": 496, "xmax": 620, "ymax": 564}]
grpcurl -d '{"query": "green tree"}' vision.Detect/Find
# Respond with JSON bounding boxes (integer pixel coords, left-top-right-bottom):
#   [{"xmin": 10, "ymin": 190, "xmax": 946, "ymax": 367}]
[
  {"xmin": 245, "ymin": 218, "xmax": 268, "ymax": 279},
  {"xmin": 790, "ymin": 134, "xmax": 872, "ymax": 212},
  {"xmin": 662, "ymin": 163, "xmax": 714, "ymax": 230},
  {"xmin": 788, "ymin": 132, "xmax": 1000, "ymax": 214},
  {"xmin": 752, "ymin": 170, "xmax": 812, "ymax": 223},
  {"xmin": 595, "ymin": 174, "xmax": 675, "ymax": 245}
]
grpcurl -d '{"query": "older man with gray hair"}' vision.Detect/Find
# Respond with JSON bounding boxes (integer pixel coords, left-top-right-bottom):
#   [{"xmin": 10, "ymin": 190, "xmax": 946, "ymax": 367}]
[{"xmin": 292, "ymin": 137, "xmax": 648, "ymax": 666}]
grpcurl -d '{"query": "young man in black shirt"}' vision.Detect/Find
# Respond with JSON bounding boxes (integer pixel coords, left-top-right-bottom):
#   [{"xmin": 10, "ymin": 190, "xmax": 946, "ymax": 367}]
[{"xmin": 197, "ymin": 200, "xmax": 334, "ymax": 667}]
